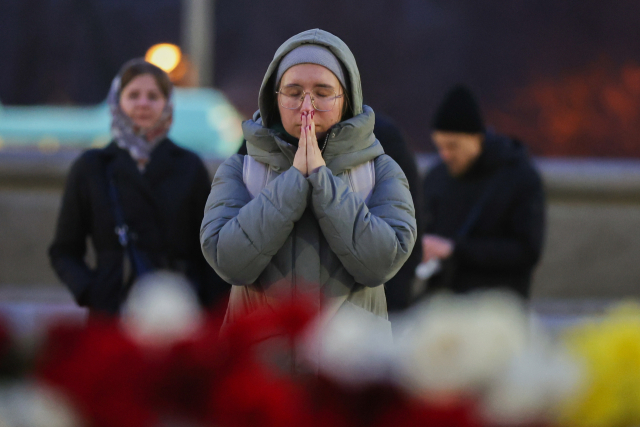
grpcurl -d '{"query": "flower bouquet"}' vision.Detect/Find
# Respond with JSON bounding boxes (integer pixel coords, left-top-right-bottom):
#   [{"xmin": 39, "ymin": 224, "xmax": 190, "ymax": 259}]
[{"xmin": 0, "ymin": 272, "xmax": 635, "ymax": 427}]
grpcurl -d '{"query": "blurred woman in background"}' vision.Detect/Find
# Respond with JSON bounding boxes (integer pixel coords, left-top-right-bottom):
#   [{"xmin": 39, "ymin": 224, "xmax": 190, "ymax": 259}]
[{"xmin": 49, "ymin": 59, "xmax": 229, "ymax": 315}]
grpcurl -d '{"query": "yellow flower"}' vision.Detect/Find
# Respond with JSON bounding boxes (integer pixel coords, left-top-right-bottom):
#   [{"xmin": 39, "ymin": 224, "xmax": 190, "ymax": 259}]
[{"xmin": 557, "ymin": 302, "xmax": 640, "ymax": 427}]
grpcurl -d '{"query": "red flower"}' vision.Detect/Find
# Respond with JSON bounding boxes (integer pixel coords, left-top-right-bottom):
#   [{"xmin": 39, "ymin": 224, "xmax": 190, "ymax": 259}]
[
  {"xmin": 207, "ymin": 357, "xmax": 310, "ymax": 427},
  {"xmin": 306, "ymin": 376, "xmax": 481, "ymax": 427},
  {"xmin": 36, "ymin": 318, "xmax": 157, "ymax": 427},
  {"xmin": 148, "ymin": 316, "xmax": 226, "ymax": 421},
  {"xmin": 151, "ymin": 299, "xmax": 317, "ymax": 426},
  {"xmin": 221, "ymin": 297, "xmax": 316, "ymax": 354},
  {"xmin": 32, "ymin": 296, "xmax": 488, "ymax": 427}
]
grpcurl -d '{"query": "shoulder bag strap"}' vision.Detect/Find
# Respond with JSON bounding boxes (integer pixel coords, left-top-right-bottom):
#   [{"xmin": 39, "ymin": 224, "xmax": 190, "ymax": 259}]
[
  {"xmin": 346, "ymin": 159, "xmax": 376, "ymax": 204},
  {"xmin": 105, "ymin": 162, "xmax": 152, "ymax": 280},
  {"xmin": 242, "ymin": 154, "xmax": 272, "ymax": 199},
  {"xmin": 106, "ymin": 163, "xmax": 129, "ymax": 247}
]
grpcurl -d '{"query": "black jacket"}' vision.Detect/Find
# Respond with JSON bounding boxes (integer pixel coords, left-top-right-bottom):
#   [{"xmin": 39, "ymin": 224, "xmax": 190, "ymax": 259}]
[
  {"xmin": 421, "ymin": 132, "xmax": 545, "ymax": 297},
  {"xmin": 49, "ymin": 139, "xmax": 230, "ymax": 314},
  {"xmin": 372, "ymin": 114, "xmax": 423, "ymax": 310}
]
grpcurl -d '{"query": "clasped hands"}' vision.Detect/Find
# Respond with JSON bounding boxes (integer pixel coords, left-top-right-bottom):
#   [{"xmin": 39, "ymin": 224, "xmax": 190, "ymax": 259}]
[{"xmin": 293, "ymin": 111, "xmax": 326, "ymax": 177}]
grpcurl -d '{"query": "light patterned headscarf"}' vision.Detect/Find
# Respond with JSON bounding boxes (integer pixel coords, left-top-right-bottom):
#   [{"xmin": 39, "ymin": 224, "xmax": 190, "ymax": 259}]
[{"xmin": 107, "ymin": 59, "xmax": 174, "ymax": 164}]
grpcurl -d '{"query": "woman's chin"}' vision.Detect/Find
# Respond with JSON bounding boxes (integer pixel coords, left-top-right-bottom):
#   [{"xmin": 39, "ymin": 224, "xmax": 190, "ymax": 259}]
[
  {"xmin": 133, "ymin": 121, "xmax": 154, "ymax": 130},
  {"xmin": 289, "ymin": 129, "xmax": 301, "ymax": 139}
]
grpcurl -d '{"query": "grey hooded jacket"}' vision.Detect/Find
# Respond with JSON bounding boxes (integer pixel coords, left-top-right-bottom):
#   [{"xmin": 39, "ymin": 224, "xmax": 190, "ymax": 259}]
[{"xmin": 200, "ymin": 29, "xmax": 416, "ymax": 322}]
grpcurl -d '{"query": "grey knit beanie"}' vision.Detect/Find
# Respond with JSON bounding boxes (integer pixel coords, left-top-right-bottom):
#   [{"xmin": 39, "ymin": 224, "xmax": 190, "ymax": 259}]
[{"xmin": 275, "ymin": 44, "xmax": 347, "ymax": 89}]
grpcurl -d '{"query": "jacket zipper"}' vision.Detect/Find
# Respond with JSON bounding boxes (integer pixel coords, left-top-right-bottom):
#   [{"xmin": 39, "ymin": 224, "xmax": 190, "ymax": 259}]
[{"xmin": 320, "ymin": 131, "xmax": 330, "ymax": 153}]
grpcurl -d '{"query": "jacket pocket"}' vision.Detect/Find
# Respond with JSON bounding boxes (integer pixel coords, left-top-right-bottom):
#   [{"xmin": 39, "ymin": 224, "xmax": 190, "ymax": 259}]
[{"xmin": 89, "ymin": 250, "xmax": 126, "ymax": 314}]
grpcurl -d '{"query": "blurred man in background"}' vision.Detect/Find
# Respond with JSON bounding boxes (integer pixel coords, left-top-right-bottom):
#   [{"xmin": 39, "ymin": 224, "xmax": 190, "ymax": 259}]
[{"xmin": 420, "ymin": 85, "xmax": 545, "ymax": 298}]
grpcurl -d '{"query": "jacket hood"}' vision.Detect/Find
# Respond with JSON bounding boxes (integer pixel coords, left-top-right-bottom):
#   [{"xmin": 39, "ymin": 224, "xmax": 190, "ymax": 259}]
[{"xmin": 258, "ymin": 29, "xmax": 364, "ymax": 128}]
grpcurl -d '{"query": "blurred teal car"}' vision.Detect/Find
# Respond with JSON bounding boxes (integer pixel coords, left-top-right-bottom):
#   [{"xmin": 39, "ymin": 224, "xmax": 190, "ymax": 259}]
[{"xmin": 0, "ymin": 87, "xmax": 244, "ymax": 159}]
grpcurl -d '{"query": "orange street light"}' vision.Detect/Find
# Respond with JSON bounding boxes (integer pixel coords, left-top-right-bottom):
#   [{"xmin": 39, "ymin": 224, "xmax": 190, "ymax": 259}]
[{"xmin": 145, "ymin": 43, "xmax": 182, "ymax": 74}]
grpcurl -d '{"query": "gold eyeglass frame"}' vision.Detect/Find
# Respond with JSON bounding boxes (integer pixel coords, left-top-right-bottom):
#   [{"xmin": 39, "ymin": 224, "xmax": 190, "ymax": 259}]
[{"xmin": 275, "ymin": 88, "xmax": 344, "ymax": 112}]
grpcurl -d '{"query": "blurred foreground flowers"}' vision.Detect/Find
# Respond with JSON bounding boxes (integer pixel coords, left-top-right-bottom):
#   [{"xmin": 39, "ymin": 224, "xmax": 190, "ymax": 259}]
[
  {"xmin": 558, "ymin": 303, "xmax": 640, "ymax": 427},
  {"xmin": 0, "ymin": 272, "xmax": 637, "ymax": 427}
]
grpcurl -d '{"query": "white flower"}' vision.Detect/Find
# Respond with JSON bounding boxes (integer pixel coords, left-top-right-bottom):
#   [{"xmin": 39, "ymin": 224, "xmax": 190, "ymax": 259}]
[
  {"xmin": 0, "ymin": 382, "xmax": 82, "ymax": 427},
  {"xmin": 121, "ymin": 271, "xmax": 203, "ymax": 347},
  {"xmin": 397, "ymin": 291, "xmax": 529, "ymax": 394},
  {"xmin": 300, "ymin": 301, "xmax": 395, "ymax": 384},
  {"xmin": 480, "ymin": 318, "xmax": 582, "ymax": 425}
]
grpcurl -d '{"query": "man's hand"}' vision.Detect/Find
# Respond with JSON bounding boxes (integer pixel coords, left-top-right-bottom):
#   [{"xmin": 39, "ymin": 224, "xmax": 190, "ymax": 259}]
[{"xmin": 422, "ymin": 234, "xmax": 454, "ymax": 261}]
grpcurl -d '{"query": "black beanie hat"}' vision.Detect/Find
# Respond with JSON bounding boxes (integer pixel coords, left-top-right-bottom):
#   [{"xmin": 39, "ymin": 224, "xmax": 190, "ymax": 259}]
[{"xmin": 431, "ymin": 85, "xmax": 485, "ymax": 133}]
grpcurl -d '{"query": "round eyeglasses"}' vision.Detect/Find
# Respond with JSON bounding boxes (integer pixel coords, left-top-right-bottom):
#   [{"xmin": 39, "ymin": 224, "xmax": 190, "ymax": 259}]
[{"xmin": 276, "ymin": 86, "xmax": 344, "ymax": 112}]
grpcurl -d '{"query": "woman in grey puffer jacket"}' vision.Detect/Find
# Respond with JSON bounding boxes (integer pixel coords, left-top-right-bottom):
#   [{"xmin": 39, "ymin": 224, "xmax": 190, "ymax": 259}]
[{"xmin": 200, "ymin": 29, "xmax": 416, "ymax": 326}]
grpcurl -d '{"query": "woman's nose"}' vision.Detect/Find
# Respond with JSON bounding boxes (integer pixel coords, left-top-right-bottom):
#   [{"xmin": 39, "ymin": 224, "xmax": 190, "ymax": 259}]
[
  {"xmin": 136, "ymin": 96, "xmax": 152, "ymax": 108},
  {"xmin": 300, "ymin": 93, "xmax": 314, "ymax": 112}
]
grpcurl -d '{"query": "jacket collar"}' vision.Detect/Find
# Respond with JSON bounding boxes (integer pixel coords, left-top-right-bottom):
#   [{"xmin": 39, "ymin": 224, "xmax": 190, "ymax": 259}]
[
  {"xmin": 100, "ymin": 138, "xmax": 178, "ymax": 204},
  {"xmin": 101, "ymin": 138, "xmax": 178, "ymax": 170},
  {"xmin": 244, "ymin": 105, "xmax": 384, "ymax": 176}
]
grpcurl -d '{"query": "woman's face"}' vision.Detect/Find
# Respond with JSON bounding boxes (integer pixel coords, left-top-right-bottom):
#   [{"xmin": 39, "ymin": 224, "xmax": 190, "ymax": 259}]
[
  {"xmin": 278, "ymin": 63, "xmax": 345, "ymax": 140},
  {"xmin": 119, "ymin": 74, "xmax": 167, "ymax": 130}
]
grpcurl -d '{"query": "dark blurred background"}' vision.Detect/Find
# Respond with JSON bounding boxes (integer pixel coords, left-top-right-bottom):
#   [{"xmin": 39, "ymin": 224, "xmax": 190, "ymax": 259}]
[
  {"xmin": 1, "ymin": 0, "xmax": 640, "ymax": 312},
  {"xmin": 2, "ymin": 0, "xmax": 640, "ymax": 157}
]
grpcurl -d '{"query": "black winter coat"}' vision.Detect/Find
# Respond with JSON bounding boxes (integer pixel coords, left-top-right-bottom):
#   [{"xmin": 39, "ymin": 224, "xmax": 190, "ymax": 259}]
[
  {"xmin": 372, "ymin": 114, "xmax": 423, "ymax": 311},
  {"xmin": 421, "ymin": 132, "xmax": 545, "ymax": 298},
  {"xmin": 49, "ymin": 139, "xmax": 230, "ymax": 314}
]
